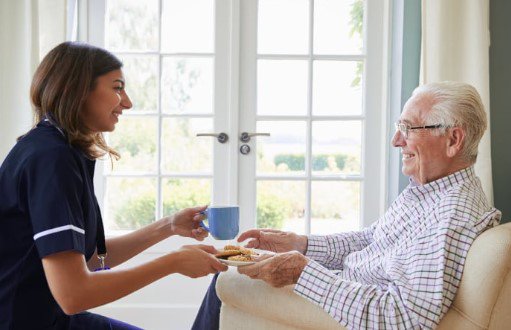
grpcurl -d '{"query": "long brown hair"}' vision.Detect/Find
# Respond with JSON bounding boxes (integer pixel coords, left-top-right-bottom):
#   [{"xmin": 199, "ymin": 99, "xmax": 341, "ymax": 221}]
[{"xmin": 29, "ymin": 41, "xmax": 122, "ymax": 160}]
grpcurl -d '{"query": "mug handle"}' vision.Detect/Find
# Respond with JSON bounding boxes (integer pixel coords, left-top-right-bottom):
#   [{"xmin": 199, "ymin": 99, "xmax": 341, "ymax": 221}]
[{"xmin": 199, "ymin": 210, "xmax": 210, "ymax": 232}]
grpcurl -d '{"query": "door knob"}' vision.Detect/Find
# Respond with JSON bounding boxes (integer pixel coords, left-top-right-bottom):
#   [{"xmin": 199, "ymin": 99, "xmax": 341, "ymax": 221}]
[
  {"xmin": 240, "ymin": 144, "xmax": 251, "ymax": 155},
  {"xmin": 196, "ymin": 132, "xmax": 229, "ymax": 144},
  {"xmin": 240, "ymin": 132, "xmax": 270, "ymax": 143}
]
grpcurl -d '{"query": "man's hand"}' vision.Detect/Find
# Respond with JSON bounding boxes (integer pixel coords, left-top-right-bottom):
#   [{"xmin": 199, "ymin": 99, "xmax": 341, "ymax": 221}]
[
  {"xmin": 167, "ymin": 205, "xmax": 209, "ymax": 241},
  {"xmin": 237, "ymin": 251, "xmax": 309, "ymax": 287},
  {"xmin": 237, "ymin": 229, "xmax": 308, "ymax": 254}
]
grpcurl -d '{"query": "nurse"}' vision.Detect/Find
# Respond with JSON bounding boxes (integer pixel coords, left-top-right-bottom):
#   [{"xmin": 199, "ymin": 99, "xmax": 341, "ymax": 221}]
[{"xmin": 0, "ymin": 41, "xmax": 228, "ymax": 329}]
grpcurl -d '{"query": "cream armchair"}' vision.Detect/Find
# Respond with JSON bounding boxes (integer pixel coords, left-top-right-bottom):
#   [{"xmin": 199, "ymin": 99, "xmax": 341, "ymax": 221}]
[{"xmin": 216, "ymin": 223, "xmax": 511, "ymax": 330}]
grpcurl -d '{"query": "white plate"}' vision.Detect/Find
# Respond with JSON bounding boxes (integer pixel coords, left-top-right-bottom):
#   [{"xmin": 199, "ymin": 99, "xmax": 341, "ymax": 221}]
[
  {"xmin": 219, "ymin": 259, "xmax": 255, "ymax": 267},
  {"xmin": 216, "ymin": 248, "xmax": 274, "ymax": 267}
]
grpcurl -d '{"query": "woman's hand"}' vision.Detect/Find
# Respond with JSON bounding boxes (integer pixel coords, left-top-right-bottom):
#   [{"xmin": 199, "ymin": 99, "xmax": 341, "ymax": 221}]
[
  {"xmin": 167, "ymin": 205, "xmax": 209, "ymax": 241},
  {"xmin": 173, "ymin": 245, "xmax": 228, "ymax": 278},
  {"xmin": 237, "ymin": 229, "xmax": 308, "ymax": 254}
]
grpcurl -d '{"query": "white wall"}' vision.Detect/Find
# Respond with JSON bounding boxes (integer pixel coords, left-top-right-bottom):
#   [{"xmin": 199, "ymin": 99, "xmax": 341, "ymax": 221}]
[
  {"xmin": 0, "ymin": 0, "xmax": 67, "ymax": 162},
  {"xmin": 0, "ymin": 0, "xmax": 38, "ymax": 161}
]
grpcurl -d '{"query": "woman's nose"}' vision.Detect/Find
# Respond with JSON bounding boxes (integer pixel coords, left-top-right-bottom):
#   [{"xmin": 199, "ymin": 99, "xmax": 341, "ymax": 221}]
[{"xmin": 121, "ymin": 92, "xmax": 133, "ymax": 109}]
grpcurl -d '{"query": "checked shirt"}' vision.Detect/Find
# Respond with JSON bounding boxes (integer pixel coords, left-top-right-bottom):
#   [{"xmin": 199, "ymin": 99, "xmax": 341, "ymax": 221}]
[{"xmin": 294, "ymin": 166, "xmax": 501, "ymax": 330}]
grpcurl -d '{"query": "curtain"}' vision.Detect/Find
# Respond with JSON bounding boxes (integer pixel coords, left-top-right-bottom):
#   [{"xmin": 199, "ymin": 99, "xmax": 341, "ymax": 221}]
[
  {"xmin": 0, "ymin": 0, "xmax": 67, "ymax": 161},
  {"xmin": 421, "ymin": 0, "xmax": 493, "ymax": 202}
]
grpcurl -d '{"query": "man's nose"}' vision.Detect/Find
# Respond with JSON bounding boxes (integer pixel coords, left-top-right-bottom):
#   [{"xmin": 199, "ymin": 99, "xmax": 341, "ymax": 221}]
[{"xmin": 391, "ymin": 130, "xmax": 405, "ymax": 147}]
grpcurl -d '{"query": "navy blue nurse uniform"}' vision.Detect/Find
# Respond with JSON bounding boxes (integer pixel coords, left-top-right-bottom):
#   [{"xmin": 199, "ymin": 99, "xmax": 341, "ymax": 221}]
[{"xmin": 0, "ymin": 120, "xmax": 139, "ymax": 330}]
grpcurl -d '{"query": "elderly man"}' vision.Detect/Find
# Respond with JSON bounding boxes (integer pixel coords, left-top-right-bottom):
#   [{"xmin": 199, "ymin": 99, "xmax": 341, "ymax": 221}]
[{"xmin": 192, "ymin": 82, "xmax": 501, "ymax": 330}]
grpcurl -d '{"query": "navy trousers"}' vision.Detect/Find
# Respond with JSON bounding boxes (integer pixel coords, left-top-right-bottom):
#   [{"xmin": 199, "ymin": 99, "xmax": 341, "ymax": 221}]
[
  {"xmin": 68, "ymin": 312, "xmax": 143, "ymax": 329},
  {"xmin": 191, "ymin": 273, "xmax": 222, "ymax": 330}
]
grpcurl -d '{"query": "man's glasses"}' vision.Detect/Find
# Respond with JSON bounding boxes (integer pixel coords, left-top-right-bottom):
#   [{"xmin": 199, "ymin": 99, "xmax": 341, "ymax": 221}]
[{"xmin": 394, "ymin": 122, "xmax": 446, "ymax": 139}]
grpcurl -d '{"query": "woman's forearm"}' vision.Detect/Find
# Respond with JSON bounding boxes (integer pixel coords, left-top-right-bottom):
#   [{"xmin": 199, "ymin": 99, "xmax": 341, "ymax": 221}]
[
  {"xmin": 88, "ymin": 216, "xmax": 174, "ymax": 270},
  {"xmin": 46, "ymin": 250, "xmax": 180, "ymax": 314},
  {"xmin": 45, "ymin": 246, "xmax": 226, "ymax": 315}
]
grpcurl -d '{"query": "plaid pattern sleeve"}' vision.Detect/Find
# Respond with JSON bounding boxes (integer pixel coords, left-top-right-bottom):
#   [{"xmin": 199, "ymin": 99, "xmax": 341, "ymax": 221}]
[
  {"xmin": 305, "ymin": 224, "xmax": 376, "ymax": 269},
  {"xmin": 294, "ymin": 167, "xmax": 501, "ymax": 330}
]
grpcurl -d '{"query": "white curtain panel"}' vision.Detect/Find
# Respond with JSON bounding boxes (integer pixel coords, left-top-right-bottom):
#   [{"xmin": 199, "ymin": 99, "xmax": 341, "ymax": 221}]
[
  {"xmin": 421, "ymin": 0, "xmax": 493, "ymax": 202},
  {"xmin": 0, "ymin": 0, "xmax": 67, "ymax": 161}
]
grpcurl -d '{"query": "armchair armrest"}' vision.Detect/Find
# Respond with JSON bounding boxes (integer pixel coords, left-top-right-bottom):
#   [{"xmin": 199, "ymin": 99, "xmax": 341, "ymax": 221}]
[{"xmin": 216, "ymin": 268, "xmax": 345, "ymax": 330}]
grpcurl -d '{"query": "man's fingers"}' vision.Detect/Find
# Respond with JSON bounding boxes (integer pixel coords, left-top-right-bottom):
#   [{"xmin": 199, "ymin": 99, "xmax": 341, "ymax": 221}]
[
  {"xmin": 254, "ymin": 253, "xmax": 273, "ymax": 262},
  {"xmin": 237, "ymin": 228, "xmax": 284, "ymax": 242},
  {"xmin": 244, "ymin": 239, "xmax": 260, "ymax": 249},
  {"xmin": 258, "ymin": 228, "xmax": 283, "ymax": 233},
  {"xmin": 237, "ymin": 229, "xmax": 262, "ymax": 242},
  {"xmin": 237, "ymin": 263, "xmax": 257, "ymax": 276}
]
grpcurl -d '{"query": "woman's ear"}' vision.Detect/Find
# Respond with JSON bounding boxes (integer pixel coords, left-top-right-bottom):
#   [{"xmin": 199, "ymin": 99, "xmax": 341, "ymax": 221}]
[{"xmin": 446, "ymin": 127, "xmax": 465, "ymax": 158}]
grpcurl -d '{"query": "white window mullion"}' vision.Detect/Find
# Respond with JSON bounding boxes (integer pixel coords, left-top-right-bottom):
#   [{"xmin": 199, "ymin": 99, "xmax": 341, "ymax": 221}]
[
  {"xmin": 213, "ymin": 0, "xmax": 240, "ymax": 206},
  {"xmin": 361, "ymin": 0, "xmax": 390, "ymax": 227},
  {"xmin": 156, "ymin": 0, "xmax": 163, "ymax": 220},
  {"xmin": 88, "ymin": 0, "xmax": 106, "ymax": 214},
  {"xmin": 305, "ymin": 0, "xmax": 315, "ymax": 235},
  {"xmin": 238, "ymin": 0, "xmax": 258, "ymax": 232}
]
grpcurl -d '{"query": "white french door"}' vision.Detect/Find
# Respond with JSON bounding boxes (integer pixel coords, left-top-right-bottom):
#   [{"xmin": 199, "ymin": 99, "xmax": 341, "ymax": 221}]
[
  {"xmin": 82, "ymin": 0, "xmax": 388, "ymax": 328},
  {"xmin": 237, "ymin": 0, "xmax": 388, "ymax": 235}
]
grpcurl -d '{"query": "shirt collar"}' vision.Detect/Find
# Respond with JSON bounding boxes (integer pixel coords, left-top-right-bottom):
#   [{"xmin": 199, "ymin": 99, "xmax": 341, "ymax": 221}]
[{"xmin": 403, "ymin": 166, "xmax": 476, "ymax": 202}]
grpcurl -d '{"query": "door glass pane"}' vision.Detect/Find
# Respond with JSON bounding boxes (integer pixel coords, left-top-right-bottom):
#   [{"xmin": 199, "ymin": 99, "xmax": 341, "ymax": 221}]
[
  {"xmin": 313, "ymin": 0, "xmax": 364, "ymax": 55},
  {"xmin": 257, "ymin": 181, "xmax": 306, "ymax": 234},
  {"xmin": 257, "ymin": 60, "xmax": 308, "ymax": 115},
  {"xmin": 119, "ymin": 55, "xmax": 158, "ymax": 112},
  {"xmin": 107, "ymin": 116, "xmax": 158, "ymax": 173},
  {"xmin": 161, "ymin": 57, "xmax": 213, "ymax": 114},
  {"xmin": 105, "ymin": 177, "xmax": 157, "ymax": 230},
  {"xmin": 106, "ymin": 0, "xmax": 158, "ymax": 51},
  {"xmin": 312, "ymin": 121, "xmax": 362, "ymax": 175},
  {"xmin": 313, "ymin": 61, "xmax": 363, "ymax": 116},
  {"xmin": 256, "ymin": 121, "xmax": 306, "ymax": 175},
  {"xmin": 311, "ymin": 181, "xmax": 360, "ymax": 234},
  {"xmin": 161, "ymin": 0, "xmax": 213, "ymax": 53},
  {"xmin": 162, "ymin": 179, "xmax": 211, "ymax": 215},
  {"xmin": 162, "ymin": 118, "xmax": 213, "ymax": 173},
  {"xmin": 258, "ymin": 0, "xmax": 309, "ymax": 54}
]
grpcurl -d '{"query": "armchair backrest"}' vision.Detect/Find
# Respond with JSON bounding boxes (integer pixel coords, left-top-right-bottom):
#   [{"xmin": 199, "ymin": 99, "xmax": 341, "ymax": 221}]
[{"xmin": 437, "ymin": 222, "xmax": 511, "ymax": 330}]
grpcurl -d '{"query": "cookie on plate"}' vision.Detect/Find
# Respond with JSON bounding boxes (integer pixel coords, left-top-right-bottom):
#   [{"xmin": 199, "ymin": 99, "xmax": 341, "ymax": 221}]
[
  {"xmin": 227, "ymin": 255, "xmax": 253, "ymax": 262},
  {"xmin": 223, "ymin": 245, "xmax": 241, "ymax": 251},
  {"xmin": 215, "ymin": 249, "xmax": 242, "ymax": 258}
]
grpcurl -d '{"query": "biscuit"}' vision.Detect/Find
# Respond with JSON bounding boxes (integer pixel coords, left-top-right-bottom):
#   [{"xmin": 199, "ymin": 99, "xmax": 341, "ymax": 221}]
[
  {"xmin": 239, "ymin": 247, "xmax": 255, "ymax": 255},
  {"xmin": 223, "ymin": 245, "xmax": 241, "ymax": 251},
  {"xmin": 215, "ymin": 249, "xmax": 242, "ymax": 258},
  {"xmin": 227, "ymin": 255, "xmax": 253, "ymax": 262}
]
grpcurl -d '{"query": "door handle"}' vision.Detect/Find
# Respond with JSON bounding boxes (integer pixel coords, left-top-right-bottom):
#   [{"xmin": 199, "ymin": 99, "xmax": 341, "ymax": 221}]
[
  {"xmin": 240, "ymin": 132, "xmax": 270, "ymax": 143},
  {"xmin": 196, "ymin": 132, "xmax": 229, "ymax": 144}
]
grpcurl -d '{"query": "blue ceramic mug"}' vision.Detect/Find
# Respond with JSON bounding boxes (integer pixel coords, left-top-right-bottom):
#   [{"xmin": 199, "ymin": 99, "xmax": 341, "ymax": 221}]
[{"xmin": 200, "ymin": 206, "xmax": 239, "ymax": 240}]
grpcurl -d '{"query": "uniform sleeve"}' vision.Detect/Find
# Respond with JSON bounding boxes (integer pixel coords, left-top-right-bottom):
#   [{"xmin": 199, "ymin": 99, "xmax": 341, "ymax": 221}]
[
  {"xmin": 22, "ymin": 147, "xmax": 86, "ymax": 258},
  {"xmin": 305, "ymin": 223, "xmax": 376, "ymax": 269}
]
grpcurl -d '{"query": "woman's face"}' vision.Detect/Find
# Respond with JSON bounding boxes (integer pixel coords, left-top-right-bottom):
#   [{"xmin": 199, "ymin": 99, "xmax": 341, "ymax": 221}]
[{"xmin": 81, "ymin": 69, "xmax": 132, "ymax": 132}]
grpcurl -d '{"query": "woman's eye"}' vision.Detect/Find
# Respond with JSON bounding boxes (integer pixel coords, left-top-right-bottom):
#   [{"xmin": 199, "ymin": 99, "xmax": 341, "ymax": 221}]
[{"xmin": 114, "ymin": 86, "xmax": 124, "ymax": 92}]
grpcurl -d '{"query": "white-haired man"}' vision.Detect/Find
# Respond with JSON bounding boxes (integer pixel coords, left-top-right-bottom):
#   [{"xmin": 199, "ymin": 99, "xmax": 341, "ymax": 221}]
[{"xmin": 192, "ymin": 82, "xmax": 501, "ymax": 330}]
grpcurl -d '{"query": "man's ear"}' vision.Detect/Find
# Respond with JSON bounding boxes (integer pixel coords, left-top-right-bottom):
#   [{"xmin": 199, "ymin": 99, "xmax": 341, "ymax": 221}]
[{"xmin": 446, "ymin": 127, "xmax": 465, "ymax": 158}]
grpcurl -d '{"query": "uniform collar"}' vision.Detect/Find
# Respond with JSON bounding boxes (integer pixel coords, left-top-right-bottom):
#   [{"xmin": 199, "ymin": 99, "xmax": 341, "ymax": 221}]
[{"xmin": 40, "ymin": 114, "xmax": 67, "ymax": 139}]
